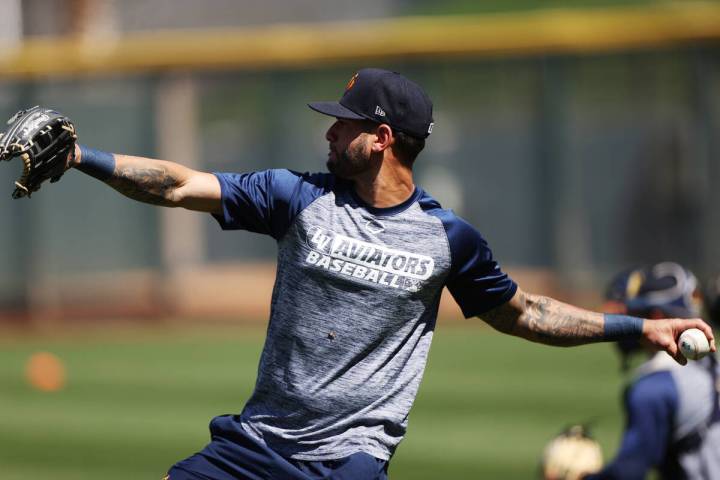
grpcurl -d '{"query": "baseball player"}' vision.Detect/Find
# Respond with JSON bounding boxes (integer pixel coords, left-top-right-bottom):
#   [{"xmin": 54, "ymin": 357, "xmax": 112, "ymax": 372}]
[
  {"xmin": 585, "ymin": 262, "xmax": 720, "ymax": 479},
  {"xmin": 58, "ymin": 68, "xmax": 714, "ymax": 479}
]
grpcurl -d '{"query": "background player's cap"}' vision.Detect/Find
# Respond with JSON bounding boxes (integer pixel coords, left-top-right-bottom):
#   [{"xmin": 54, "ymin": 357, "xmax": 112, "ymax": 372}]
[
  {"xmin": 601, "ymin": 266, "xmax": 641, "ymax": 315},
  {"xmin": 610, "ymin": 261, "xmax": 705, "ymax": 362},
  {"xmin": 309, "ymin": 68, "xmax": 434, "ymax": 139},
  {"xmin": 622, "ymin": 261, "xmax": 702, "ymax": 319},
  {"xmin": 604, "ymin": 267, "xmax": 639, "ymax": 304}
]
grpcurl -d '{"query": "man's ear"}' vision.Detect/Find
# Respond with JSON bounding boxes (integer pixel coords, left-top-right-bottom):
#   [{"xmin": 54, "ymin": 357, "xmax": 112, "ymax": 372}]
[{"xmin": 371, "ymin": 124, "xmax": 393, "ymax": 153}]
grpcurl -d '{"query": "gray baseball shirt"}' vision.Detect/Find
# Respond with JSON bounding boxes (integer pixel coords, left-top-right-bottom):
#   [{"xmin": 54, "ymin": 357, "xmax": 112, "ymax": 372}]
[{"xmin": 211, "ymin": 169, "xmax": 517, "ymax": 461}]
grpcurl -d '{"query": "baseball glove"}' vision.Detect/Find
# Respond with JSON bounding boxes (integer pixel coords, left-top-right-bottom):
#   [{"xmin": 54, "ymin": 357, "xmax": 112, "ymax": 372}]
[
  {"xmin": 0, "ymin": 106, "xmax": 77, "ymax": 198},
  {"xmin": 541, "ymin": 425, "xmax": 603, "ymax": 480}
]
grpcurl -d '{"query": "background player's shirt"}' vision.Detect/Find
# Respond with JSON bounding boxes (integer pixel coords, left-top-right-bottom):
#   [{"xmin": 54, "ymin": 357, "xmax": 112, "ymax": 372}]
[
  {"xmin": 211, "ymin": 169, "xmax": 517, "ymax": 461},
  {"xmin": 587, "ymin": 353, "xmax": 720, "ymax": 479}
]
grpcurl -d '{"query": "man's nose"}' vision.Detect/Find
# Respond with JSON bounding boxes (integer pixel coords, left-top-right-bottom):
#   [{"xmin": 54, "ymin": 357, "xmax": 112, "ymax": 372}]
[{"xmin": 325, "ymin": 121, "xmax": 338, "ymax": 142}]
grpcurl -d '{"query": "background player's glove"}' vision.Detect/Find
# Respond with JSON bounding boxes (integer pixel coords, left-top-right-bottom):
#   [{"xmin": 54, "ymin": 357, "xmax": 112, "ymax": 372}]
[
  {"xmin": 541, "ymin": 425, "xmax": 603, "ymax": 480},
  {"xmin": 0, "ymin": 106, "xmax": 77, "ymax": 198}
]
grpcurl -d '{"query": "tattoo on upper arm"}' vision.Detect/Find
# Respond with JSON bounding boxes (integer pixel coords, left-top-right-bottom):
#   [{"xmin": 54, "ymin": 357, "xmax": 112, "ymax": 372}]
[{"xmin": 107, "ymin": 165, "xmax": 180, "ymax": 206}]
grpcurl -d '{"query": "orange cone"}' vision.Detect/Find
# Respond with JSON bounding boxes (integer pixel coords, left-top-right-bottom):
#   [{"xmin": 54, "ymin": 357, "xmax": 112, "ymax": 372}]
[{"xmin": 25, "ymin": 351, "xmax": 66, "ymax": 392}]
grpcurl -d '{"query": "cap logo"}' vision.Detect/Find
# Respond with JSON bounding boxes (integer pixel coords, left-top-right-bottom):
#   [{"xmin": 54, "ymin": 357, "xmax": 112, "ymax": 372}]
[
  {"xmin": 626, "ymin": 271, "xmax": 644, "ymax": 299},
  {"xmin": 427, "ymin": 122, "xmax": 434, "ymax": 134},
  {"xmin": 374, "ymin": 106, "xmax": 386, "ymax": 117},
  {"xmin": 345, "ymin": 73, "xmax": 359, "ymax": 91}
]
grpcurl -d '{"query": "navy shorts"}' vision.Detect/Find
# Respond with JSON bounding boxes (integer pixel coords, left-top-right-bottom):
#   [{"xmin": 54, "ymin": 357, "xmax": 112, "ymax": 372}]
[{"xmin": 166, "ymin": 415, "xmax": 389, "ymax": 480}]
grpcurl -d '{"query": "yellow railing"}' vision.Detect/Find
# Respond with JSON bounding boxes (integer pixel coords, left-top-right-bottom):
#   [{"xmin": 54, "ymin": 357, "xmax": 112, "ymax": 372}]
[{"xmin": 2, "ymin": 2, "xmax": 720, "ymax": 78}]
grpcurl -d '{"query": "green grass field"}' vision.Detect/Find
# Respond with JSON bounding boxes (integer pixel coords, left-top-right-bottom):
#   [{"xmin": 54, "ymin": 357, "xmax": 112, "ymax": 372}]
[{"xmin": 0, "ymin": 324, "xmax": 627, "ymax": 479}]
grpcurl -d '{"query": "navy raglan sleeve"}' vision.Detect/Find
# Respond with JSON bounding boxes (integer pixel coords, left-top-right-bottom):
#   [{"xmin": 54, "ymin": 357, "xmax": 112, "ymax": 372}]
[
  {"xmin": 212, "ymin": 169, "xmax": 333, "ymax": 240},
  {"xmin": 585, "ymin": 371, "xmax": 678, "ymax": 479},
  {"xmin": 438, "ymin": 212, "xmax": 517, "ymax": 317}
]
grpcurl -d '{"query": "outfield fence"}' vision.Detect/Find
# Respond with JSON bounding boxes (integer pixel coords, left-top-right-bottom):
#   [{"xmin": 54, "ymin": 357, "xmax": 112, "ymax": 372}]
[{"xmin": 0, "ymin": 3, "xmax": 718, "ymax": 322}]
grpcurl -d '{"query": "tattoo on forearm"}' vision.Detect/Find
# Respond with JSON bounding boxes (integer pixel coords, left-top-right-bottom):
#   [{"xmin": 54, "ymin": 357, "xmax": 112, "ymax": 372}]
[
  {"xmin": 482, "ymin": 291, "xmax": 604, "ymax": 346},
  {"xmin": 521, "ymin": 294, "xmax": 603, "ymax": 346},
  {"xmin": 107, "ymin": 165, "xmax": 179, "ymax": 206}
]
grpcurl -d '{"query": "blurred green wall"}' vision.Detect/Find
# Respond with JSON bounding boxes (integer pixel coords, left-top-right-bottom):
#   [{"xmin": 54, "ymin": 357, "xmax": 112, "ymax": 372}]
[{"xmin": 0, "ymin": 46, "xmax": 718, "ymax": 308}]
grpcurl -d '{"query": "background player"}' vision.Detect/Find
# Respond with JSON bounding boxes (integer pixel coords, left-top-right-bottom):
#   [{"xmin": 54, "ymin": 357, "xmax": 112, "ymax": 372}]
[
  {"xmin": 586, "ymin": 262, "xmax": 720, "ymax": 479},
  {"xmin": 59, "ymin": 69, "xmax": 714, "ymax": 479}
]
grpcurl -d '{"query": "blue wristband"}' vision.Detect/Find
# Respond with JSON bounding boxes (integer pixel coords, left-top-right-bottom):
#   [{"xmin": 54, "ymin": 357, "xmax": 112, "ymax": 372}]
[
  {"xmin": 76, "ymin": 145, "xmax": 115, "ymax": 181},
  {"xmin": 603, "ymin": 314, "xmax": 644, "ymax": 341}
]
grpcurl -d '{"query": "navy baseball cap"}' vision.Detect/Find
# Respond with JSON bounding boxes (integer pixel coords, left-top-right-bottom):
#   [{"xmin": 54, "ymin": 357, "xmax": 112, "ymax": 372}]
[
  {"xmin": 613, "ymin": 262, "xmax": 704, "ymax": 360},
  {"xmin": 604, "ymin": 267, "xmax": 638, "ymax": 303},
  {"xmin": 309, "ymin": 68, "xmax": 434, "ymax": 139},
  {"xmin": 623, "ymin": 262, "xmax": 702, "ymax": 319}
]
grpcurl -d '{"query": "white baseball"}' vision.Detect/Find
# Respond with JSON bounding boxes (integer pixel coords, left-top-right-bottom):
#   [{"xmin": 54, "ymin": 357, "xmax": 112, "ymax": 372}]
[{"xmin": 678, "ymin": 328, "xmax": 711, "ymax": 361}]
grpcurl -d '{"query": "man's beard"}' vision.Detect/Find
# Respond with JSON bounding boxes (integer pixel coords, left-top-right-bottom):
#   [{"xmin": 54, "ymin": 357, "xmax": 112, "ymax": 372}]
[{"xmin": 326, "ymin": 141, "xmax": 372, "ymax": 179}]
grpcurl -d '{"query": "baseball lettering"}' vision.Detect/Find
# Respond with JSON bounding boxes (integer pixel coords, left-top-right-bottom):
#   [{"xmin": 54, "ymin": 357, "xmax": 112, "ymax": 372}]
[{"xmin": 305, "ymin": 226, "xmax": 434, "ymax": 291}]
